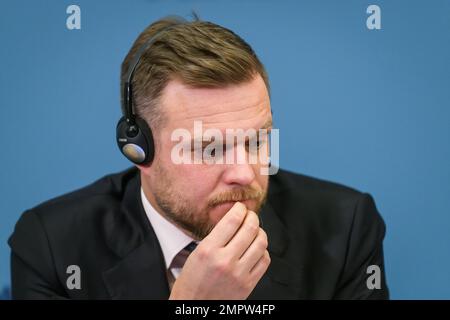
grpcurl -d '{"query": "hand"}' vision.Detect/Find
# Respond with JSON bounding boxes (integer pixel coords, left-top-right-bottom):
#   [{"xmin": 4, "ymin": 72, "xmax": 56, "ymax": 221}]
[{"xmin": 169, "ymin": 202, "xmax": 270, "ymax": 300}]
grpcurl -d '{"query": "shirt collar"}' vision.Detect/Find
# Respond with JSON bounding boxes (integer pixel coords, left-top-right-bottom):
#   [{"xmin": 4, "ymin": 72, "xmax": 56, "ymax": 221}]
[{"xmin": 140, "ymin": 187, "xmax": 195, "ymax": 269}]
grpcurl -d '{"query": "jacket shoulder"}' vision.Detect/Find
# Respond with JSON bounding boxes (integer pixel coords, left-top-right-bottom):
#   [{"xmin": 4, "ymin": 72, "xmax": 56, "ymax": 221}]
[
  {"xmin": 29, "ymin": 166, "xmax": 138, "ymax": 217},
  {"xmin": 9, "ymin": 166, "xmax": 140, "ymax": 253},
  {"xmin": 271, "ymin": 168, "xmax": 363, "ymax": 200},
  {"xmin": 268, "ymin": 169, "xmax": 380, "ymax": 231}
]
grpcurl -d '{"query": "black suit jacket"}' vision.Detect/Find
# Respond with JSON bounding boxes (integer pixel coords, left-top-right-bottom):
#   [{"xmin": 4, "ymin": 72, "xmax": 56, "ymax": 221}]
[{"xmin": 8, "ymin": 167, "xmax": 389, "ymax": 299}]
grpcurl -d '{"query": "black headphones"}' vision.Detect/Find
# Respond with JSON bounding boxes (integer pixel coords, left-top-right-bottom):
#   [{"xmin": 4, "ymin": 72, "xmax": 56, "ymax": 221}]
[{"xmin": 116, "ymin": 24, "xmax": 182, "ymax": 165}]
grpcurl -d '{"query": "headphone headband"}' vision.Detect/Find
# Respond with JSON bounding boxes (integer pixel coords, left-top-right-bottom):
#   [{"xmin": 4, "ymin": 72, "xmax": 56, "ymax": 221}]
[{"xmin": 122, "ymin": 24, "xmax": 182, "ymax": 124}]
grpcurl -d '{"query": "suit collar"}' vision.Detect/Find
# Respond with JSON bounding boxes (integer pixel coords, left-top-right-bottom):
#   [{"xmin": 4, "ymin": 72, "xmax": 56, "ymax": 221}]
[{"xmin": 102, "ymin": 167, "xmax": 305, "ymax": 299}]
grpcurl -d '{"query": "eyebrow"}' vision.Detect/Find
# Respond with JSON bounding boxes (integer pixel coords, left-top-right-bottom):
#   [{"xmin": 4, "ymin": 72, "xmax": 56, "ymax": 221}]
[
  {"xmin": 261, "ymin": 118, "xmax": 273, "ymax": 130},
  {"xmin": 188, "ymin": 121, "xmax": 273, "ymax": 149}
]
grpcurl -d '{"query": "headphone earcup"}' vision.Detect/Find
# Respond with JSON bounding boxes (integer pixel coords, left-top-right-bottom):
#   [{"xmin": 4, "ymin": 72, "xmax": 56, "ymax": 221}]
[{"xmin": 116, "ymin": 116, "xmax": 155, "ymax": 165}]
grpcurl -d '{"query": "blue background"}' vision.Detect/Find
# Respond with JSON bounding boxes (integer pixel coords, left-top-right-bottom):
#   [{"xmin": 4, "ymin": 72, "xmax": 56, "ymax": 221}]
[{"xmin": 1, "ymin": 0, "xmax": 449, "ymax": 299}]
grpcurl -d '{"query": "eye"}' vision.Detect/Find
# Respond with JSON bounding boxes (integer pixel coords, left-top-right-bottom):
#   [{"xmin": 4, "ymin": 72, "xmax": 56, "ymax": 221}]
[
  {"xmin": 202, "ymin": 142, "xmax": 224, "ymax": 158},
  {"xmin": 256, "ymin": 139, "xmax": 264, "ymax": 149},
  {"xmin": 246, "ymin": 137, "xmax": 266, "ymax": 152}
]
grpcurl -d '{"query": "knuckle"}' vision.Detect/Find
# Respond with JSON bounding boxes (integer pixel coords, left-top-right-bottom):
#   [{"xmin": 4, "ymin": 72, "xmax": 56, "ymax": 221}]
[
  {"xmin": 214, "ymin": 259, "xmax": 230, "ymax": 275},
  {"xmin": 246, "ymin": 213, "xmax": 260, "ymax": 232},
  {"xmin": 258, "ymin": 237, "xmax": 268, "ymax": 250},
  {"xmin": 258, "ymin": 230, "xmax": 268, "ymax": 248},
  {"xmin": 247, "ymin": 221, "xmax": 258, "ymax": 232},
  {"xmin": 260, "ymin": 228, "xmax": 268, "ymax": 239},
  {"xmin": 260, "ymin": 228, "xmax": 267, "ymax": 239},
  {"xmin": 196, "ymin": 245, "xmax": 211, "ymax": 260},
  {"xmin": 264, "ymin": 251, "xmax": 271, "ymax": 264},
  {"xmin": 230, "ymin": 269, "xmax": 241, "ymax": 282}
]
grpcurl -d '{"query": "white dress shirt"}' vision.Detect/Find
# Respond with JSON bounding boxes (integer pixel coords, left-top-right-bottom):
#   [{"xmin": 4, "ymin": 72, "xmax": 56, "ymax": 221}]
[{"xmin": 140, "ymin": 187, "xmax": 197, "ymax": 279}]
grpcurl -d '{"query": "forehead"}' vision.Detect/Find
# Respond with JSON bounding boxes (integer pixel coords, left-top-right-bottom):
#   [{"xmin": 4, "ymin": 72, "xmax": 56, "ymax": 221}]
[{"xmin": 160, "ymin": 75, "xmax": 271, "ymax": 131}]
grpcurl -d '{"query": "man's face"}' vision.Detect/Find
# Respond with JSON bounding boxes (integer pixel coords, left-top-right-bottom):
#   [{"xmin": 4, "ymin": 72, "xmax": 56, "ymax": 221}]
[{"xmin": 139, "ymin": 74, "xmax": 272, "ymax": 240}]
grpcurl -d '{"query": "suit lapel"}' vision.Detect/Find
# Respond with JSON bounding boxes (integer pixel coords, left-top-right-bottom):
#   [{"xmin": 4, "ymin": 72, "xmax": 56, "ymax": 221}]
[
  {"xmin": 102, "ymin": 170, "xmax": 171, "ymax": 299},
  {"xmin": 102, "ymin": 236, "xmax": 170, "ymax": 299},
  {"xmin": 248, "ymin": 200, "xmax": 306, "ymax": 299}
]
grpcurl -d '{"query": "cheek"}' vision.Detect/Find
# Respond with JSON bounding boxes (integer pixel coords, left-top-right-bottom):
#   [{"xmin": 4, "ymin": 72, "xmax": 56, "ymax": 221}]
[
  {"xmin": 255, "ymin": 169, "xmax": 269, "ymax": 190},
  {"xmin": 168, "ymin": 162, "xmax": 220, "ymax": 204}
]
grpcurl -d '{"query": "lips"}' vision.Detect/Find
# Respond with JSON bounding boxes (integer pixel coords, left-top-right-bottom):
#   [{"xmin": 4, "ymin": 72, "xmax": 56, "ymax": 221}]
[{"xmin": 208, "ymin": 199, "xmax": 258, "ymax": 226}]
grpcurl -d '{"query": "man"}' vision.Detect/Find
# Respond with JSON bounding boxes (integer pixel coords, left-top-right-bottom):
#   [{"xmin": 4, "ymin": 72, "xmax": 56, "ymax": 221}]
[{"xmin": 9, "ymin": 16, "xmax": 389, "ymax": 299}]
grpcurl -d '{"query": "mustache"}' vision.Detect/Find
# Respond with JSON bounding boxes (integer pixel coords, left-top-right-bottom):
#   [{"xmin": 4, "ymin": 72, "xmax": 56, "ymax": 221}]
[{"xmin": 207, "ymin": 187, "xmax": 265, "ymax": 208}]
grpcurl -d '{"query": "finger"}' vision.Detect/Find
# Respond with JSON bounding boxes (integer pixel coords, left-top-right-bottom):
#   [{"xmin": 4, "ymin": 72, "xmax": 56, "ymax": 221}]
[
  {"xmin": 238, "ymin": 228, "xmax": 268, "ymax": 272},
  {"xmin": 203, "ymin": 202, "xmax": 247, "ymax": 247},
  {"xmin": 249, "ymin": 250, "xmax": 271, "ymax": 280},
  {"xmin": 225, "ymin": 210, "xmax": 260, "ymax": 259}
]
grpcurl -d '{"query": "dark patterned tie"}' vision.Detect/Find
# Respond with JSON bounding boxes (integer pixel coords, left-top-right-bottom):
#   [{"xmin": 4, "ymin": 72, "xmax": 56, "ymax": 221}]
[{"xmin": 167, "ymin": 241, "xmax": 198, "ymax": 291}]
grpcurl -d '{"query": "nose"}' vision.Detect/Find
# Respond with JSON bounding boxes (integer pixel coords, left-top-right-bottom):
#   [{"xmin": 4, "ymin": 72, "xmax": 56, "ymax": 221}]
[{"xmin": 221, "ymin": 162, "xmax": 256, "ymax": 186}]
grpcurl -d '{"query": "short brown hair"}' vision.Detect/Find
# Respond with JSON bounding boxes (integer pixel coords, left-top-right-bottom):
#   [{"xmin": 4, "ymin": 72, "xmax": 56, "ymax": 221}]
[{"xmin": 120, "ymin": 15, "xmax": 270, "ymax": 131}]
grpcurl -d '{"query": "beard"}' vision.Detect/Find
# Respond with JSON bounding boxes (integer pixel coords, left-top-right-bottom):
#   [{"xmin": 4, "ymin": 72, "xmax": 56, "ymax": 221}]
[{"xmin": 152, "ymin": 161, "xmax": 268, "ymax": 240}]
